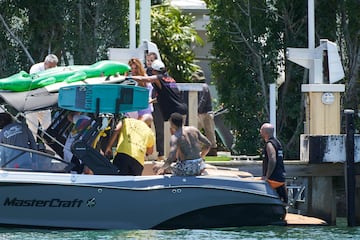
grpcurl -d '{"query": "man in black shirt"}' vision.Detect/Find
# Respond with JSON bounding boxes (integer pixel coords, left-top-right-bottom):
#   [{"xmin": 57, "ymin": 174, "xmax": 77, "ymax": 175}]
[
  {"xmin": 145, "ymin": 52, "xmax": 165, "ymax": 160},
  {"xmin": 131, "ymin": 60, "xmax": 187, "ymax": 121},
  {"xmin": 260, "ymin": 123, "xmax": 287, "ymax": 203}
]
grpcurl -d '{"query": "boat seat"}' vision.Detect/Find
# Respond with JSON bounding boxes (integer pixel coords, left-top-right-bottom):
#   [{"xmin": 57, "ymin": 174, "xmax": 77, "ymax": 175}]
[{"xmin": 72, "ymin": 140, "xmax": 119, "ymax": 175}]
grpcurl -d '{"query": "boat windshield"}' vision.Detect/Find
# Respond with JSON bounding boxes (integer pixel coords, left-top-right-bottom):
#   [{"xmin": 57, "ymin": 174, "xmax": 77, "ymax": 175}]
[{"xmin": 0, "ymin": 143, "xmax": 71, "ymax": 172}]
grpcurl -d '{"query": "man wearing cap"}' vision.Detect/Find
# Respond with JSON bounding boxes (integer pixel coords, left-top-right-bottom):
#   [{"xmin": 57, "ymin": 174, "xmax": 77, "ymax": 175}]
[
  {"xmin": 131, "ymin": 59, "xmax": 188, "ymax": 121},
  {"xmin": 145, "ymin": 52, "xmax": 165, "ymax": 161},
  {"xmin": 131, "ymin": 60, "xmax": 188, "ymax": 160},
  {"xmin": 192, "ymin": 69, "xmax": 218, "ymax": 156}
]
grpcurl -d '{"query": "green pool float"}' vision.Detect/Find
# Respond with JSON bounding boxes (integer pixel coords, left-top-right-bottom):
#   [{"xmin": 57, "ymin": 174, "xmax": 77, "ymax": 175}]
[{"xmin": 0, "ymin": 60, "xmax": 130, "ymax": 92}]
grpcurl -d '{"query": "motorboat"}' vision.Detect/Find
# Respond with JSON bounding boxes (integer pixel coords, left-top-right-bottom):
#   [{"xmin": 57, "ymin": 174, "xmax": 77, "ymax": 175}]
[
  {"xmin": 0, "ymin": 142, "xmax": 286, "ymax": 229},
  {"xmin": 0, "ymin": 82, "xmax": 286, "ymax": 230},
  {"xmin": 0, "ymin": 153, "xmax": 286, "ymax": 229}
]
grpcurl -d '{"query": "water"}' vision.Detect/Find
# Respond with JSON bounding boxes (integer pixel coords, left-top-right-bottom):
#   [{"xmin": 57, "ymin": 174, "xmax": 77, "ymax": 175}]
[{"xmin": 0, "ymin": 220, "xmax": 359, "ymax": 240}]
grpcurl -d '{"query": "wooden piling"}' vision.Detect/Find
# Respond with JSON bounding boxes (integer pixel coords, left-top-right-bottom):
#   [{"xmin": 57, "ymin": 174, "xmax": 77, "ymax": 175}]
[
  {"xmin": 308, "ymin": 176, "xmax": 336, "ymax": 225},
  {"xmin": 345, "ymin": 109, "xmax": 356, "ymax": 226}
]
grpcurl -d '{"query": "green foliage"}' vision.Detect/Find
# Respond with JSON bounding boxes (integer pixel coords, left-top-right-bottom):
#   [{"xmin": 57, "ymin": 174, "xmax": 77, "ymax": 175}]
[
  {"xmin": 0, "ymin": 0, "xmax": 129, "ymax": 72},
  {"xmin": 336, "ymin": 1, "xmax": 360, "ymax": 112},
  {"xmin": 0, "ymin": 0, "xmax": 202, "ymax": 84},
  {"xmin": 0, "ymin": 2, "xmax": 31, "ymax": 76},
  {"xmin": 205, "ymin": 156, "xmax": 231, "ymax": 162},
  {"xmin": 275, "ymin": 0, "xmax": 308, "ymax": 158},
  {"xmin": 150, "ymin": 3, "xmax": 203, "ymax": 82},
  {"xmin": 20, "ymin": 0, "xmax": 66, "ymax": 65},
  {"xmin": 62, "ymin": 0, "xmax": 129, "ymax": 64},
  {"xmin": 1, "ymin": 0, "xmax": 359, "ymax": 160},
  {"xmin": 205, "ymin": 0, "xmax": 360, "ymax": 159},
  {"xmin": 205, "ymin": 0, "xmax": 284, "ymax": 155}
]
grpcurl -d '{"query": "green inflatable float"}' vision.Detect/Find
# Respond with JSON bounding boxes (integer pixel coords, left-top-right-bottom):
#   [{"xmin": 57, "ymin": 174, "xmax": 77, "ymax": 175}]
[{"xmin": 0, "ymin": 60, "xmax": 130, "ymax": 92}]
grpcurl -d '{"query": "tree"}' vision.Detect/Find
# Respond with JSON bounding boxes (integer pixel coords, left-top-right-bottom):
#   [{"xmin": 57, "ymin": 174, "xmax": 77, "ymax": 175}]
[
  {"xmin": 0, "ymin": 0, "xmax": 129, "ymax": 72},
  {"xmin": 150, "ymin": 2, "xmax": 203, "ymax": 82},
  {"xmin": 0, "ymin": 1, "xmax": 200, "ymax": 84},
  {"xmin": 205, "ymin": 0, "xmax": 284, "ymax": 155},
  {"xmin": 20, "ymin": 0, "xmax": 66, "ymax": 65},
  {"xmin": 205, "ymin": 0, "xmax": 360, "ymax": 158},
  {"xmin": 0, "ymin": 1, "xmax": 32, "ymax": 76},
  {"xmin": 337, "ymin": 1, "xmax": 360, "ymax": 114},
  {"xmin": 63, "ymin": 0, "xmax": 129, "ymax": 64},
  {"xmin": 275, "ymin": 0, "xmax": 308, "ymax": 158}
]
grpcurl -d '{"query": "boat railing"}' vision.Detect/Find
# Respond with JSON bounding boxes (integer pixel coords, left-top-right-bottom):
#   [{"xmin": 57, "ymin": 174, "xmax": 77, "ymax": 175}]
[
  {"xmin": 287, "ymin": 180, "xmax": 306, "ymax": 214},
  {"xmin": 0, "ymin": 143, "xmax": 72, "ymax": 173}
]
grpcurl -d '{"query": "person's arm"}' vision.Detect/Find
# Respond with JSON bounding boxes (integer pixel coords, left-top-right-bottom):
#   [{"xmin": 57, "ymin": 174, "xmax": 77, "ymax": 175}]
[
  {"xmin": 156, "ymin": 135, "xmax": 178, "ymax": 174},
  {"xmin": 104, "ymin": 121, "xmax": 122, "ymax": 157},
  {"xmin": 131, "ymin": 75, "xmax": 157, "ymax": 83},
  {"xmin": 149, "ymin": 98, "xmax": 157, "ymax": 104},
  {"xmin": 131, "ymin": 75, "xmax": 162, "ymax": 89},
  {"xmin": 264, "ymin": 142, "xmax": 277, "ymax": 180},
  {"xmin": 197, "ymin": 129, "xmax": 211, "ymax": 158},
  {"xmin": 146, "ymin": 146, "xmax": 154, "ymax": 156},
  {"xmin": 145, "ymin": 132, "xmax": 155, "ymax": 155},
  {"xmin": 200, "ymin": 146, "xmax": 211, "ymax": 159}
]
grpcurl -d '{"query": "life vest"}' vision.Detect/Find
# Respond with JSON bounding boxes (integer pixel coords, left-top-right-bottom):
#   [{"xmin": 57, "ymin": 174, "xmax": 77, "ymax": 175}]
[{"xmin": 262, "ymin": 137, "xmax": 286, "ymax": 183}]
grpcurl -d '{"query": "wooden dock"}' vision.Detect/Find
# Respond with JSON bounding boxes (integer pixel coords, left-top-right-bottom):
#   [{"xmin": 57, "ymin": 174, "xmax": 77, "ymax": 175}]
[{"xmin": 285, "ymin": 213, "xmax": 327, "ymax": 226}]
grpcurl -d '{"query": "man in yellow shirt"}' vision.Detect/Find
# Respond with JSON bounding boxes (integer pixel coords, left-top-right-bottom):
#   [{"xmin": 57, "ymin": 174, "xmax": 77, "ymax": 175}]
[{"xmin": 105, "ymin": 114, "xmax": 155, "ymax": 175}]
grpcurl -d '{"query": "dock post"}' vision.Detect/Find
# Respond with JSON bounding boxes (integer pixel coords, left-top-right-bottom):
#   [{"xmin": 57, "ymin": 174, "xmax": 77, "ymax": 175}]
[
  {"xmin": 308, "ymin": 176, "xmax": 335, "ymax": 224},
  {"xmin": 344, "ymin": 109, "xmax": 356, "ymax": 227}
]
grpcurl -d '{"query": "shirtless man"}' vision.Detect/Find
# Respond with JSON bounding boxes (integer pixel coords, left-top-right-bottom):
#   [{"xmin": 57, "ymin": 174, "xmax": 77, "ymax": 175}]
[{"xmin": 154, "ymin": 112, "xmax": 211, "ymax": 176}]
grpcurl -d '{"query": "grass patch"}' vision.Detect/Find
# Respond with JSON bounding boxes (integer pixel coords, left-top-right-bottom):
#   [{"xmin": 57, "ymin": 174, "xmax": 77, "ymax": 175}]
[{"xmin": 205, "ymin": 156, "xmax": 232, "ymax": 162}]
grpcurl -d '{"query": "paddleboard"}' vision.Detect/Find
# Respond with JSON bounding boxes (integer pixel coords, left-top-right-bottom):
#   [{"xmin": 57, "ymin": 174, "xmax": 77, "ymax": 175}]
[{"xmin": 58, "ymin": 84, "xmax": 149, "ymax": 113}]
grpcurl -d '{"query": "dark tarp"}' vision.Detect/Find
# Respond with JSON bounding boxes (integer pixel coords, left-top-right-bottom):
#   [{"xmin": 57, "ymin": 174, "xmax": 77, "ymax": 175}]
[{"xmin": 0, "ymin": 88, "xmax": 58, "ymax": 112}]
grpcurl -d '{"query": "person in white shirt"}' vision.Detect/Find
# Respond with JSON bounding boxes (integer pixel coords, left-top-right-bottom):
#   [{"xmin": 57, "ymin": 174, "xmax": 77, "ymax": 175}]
[
  {"xmin": 26, "ymin": 54, "xmax": 58, "ymax": 141},
  {"xmin": 29, "ymin": 54, "xmax": 58, "ymax": 74}
]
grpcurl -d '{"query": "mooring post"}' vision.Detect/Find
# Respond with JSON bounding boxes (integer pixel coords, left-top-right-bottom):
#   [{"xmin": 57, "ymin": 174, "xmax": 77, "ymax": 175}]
[{"xmin": 344, "ymin": 109, "xmax": 355, "ymax": 227}]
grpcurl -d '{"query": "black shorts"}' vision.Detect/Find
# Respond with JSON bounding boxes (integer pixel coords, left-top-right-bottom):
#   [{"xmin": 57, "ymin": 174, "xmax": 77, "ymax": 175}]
[{"xmin": 113, "ymin": 153, "xmax": 143, "ymax": 176}]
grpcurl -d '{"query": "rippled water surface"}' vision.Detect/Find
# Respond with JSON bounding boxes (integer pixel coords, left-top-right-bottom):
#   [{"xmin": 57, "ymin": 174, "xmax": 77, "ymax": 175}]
[{"xmin": 0, "ymin": 220, "xmax": 359, "ymax": 240}]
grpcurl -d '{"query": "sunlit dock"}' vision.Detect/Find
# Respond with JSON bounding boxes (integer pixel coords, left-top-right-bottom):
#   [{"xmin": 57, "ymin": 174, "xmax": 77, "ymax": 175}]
[{"xmin": 286, "ymin": 213, "xmax": 327, "ymax": 226}]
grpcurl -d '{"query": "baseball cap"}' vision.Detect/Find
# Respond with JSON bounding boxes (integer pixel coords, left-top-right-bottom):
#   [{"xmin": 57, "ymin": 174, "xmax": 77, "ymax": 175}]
[{"xmin": 151, "ymin": 60, "xmax": 165, "ymax": 71}]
